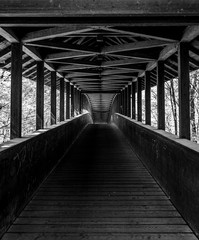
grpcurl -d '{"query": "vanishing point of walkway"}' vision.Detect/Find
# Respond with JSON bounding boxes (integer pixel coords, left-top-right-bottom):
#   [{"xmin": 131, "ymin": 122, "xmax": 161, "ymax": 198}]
[{"xmin": 2, "ymin": 124, "xmax": 197, "ymax": 240}]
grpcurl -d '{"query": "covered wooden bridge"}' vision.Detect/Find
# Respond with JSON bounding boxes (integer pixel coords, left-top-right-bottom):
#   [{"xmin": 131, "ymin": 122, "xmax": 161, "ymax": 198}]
[{"xmin": 1, "ymin": 1, "xmax": 199, "ymax": 239}]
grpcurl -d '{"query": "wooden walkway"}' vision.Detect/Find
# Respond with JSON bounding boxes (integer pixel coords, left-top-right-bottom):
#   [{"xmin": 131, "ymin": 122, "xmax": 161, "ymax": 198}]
[{"xmin": 2, "ymin": 124, "xmax": 198, "ymax": 240}]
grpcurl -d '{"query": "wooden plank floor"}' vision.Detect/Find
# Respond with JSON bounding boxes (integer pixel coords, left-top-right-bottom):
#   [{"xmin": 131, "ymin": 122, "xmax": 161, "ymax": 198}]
[{"xmin": 2, "ymin": 124, "xmax": 198, "ymax": 240}]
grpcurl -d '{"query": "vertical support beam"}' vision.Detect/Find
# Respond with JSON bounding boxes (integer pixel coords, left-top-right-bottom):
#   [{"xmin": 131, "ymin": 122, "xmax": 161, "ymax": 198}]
[
  {"xmin": 76, "ymin": 89, "xmax": 79, "ymax": 114},
  {"xmin": 118, "ymin": 93, "xmax": 121, "ymax": 113},
  {"xmin": 79, "ymin": 90, "xmax": 82, "ymax": 114},
  {"xmin": 71, "ymin": 85, "xmax": 74, "ymax": 117},
  {"xmin": 157, "ymin": 61, "xmax": 165, "ymax": 130},
  {"xmin": 116, "ymin": 93, "xmax": 120, "ymax": 113},
  {"xmin": 50, "ymin": 71, "xmax": 56, "ymax": 125},
  {"xmin": 66, "ymin": 82, "xmax": 70, "ymax": 119},
  {"xmin": 178, "ymin": 42, "xmax": 190, "ymax": 139},
  {"xmin": 36, "ymin": 61, "xmax": 44, "ymax": 130},
  {"xmin": 124, "ymin": 87, "xmax": 127, "ymax": 116},
  {"xmin": 10, "ymin": 43, "xmax": 22, "ymax": 139},
  {"xmin": 60, "ymin": 78, "xmax": 65, "ymax": 122},
  {"xmin": 128, "ymin": 85, "xmax": 131, "ymax": 117},
  {"xmin": 121, "ymin": 91, "xmax": 124, "ymax": 114},
  {"xmin": 132, "ymin": 82, "xmax": 136, "ymax": 119},
  {"xmin": 73, "ymin": 88, "xmax": 76, "ymax": 114},
  {"xmin": 145, "ymin": 71, "xmax": 151, "ymax": 125},
  {"xmin": 137, "ymin": 78, "xmax": 142, "ymax": 122}
]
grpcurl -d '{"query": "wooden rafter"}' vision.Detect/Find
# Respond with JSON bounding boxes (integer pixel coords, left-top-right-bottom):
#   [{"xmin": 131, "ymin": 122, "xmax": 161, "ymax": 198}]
[
  {"xmin": 101, "ymin": 40, "xmax": 171, "ymax": 54},
  {"xmin": 101, "ymin": 58, "xmax": 151, "ymax": 67},
  {"xmin": 25, "ymin": 41, "xmax": 98, "ymax": 53},
  {"xmin": 22, "ymin": 26, "xmax": 97, "ymax": 43},
  {"xmin": 46, "ymin": 51, "xmax": 95, "ymax": 61},
  {"xmin": 181, "ymin": 25, "xmax": 199, "ymax": 42},
  {"xmin": 138, "ymin": 43, "xmax": 179, "ymax": 77},
  {"xmin": 100, "ymin": 26, "xmax": 177, "ymax": 42},
  {"xmin": 0, "ymin": 27, "xmax": 19, "ymax": 43}
]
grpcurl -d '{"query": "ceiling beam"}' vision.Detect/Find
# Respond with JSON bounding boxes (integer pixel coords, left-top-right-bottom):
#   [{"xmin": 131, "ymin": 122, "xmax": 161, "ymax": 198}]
[
  {"xmin": 138, "ymin": 43, "xmax": 179, "ymax": 77},
  {"xmin": 0, "ymin": 46, "xmax": 11, "ymax": 61},
  {"xmin": 1, "ymin": 16, "xmax": 199, "ymax": 27},
  {"xmin": 101, "ymin": 58, "xmax": 151, "ymax": 67},
  {"xmin": 25, "ymin": 41, "xmax": 98, "ymax": 53},
  {"xmin": 159, "ymin": 42, "xmax": 179, "ymax": 61},
  {"xmin": 46, "ymin": 51, "xmax": 95, "ymax": 61},
  {"xmin": 23, "ymin": 62, "xmax": 36, "ymax": 75},
  {"xmin": 109, "ymin": 53, "xmax": 156, "ymax": 61},
  {"xmin": 101, "ymin": 75, "xmax": 133, "ymax": 81},
  {"xmin": 100, "ymin": 26, "xmax": 176, "ymax": 42},
  {"xmin": 101, "ymin": 69, "xmax": 139, "ymax": 75},
  {"xmin": 181, "ymin": 25, "xmax": 199, "ymax": 42},
  {"xmin": 58, "ymin": 65, "xmax": 94, "ymax": 71},
  {"xmin": 22, "ymin": 26, "xmax": 96, "ymax": 43},
  {"xmin": 54, "ymin": 58, "xmax": 149, "ymax": 69},
  {"xmin": 0, "ymin": 27, "xmax": 19, "ymax": 43},
  {"xmin": 101, "ymin": 40, "xmax": 171, "ymax": 54},
  {"xmin": 50, "ymin": 59, "xmax": 100, "ymax": 67},
  {"xmin": 23, "ymin": 45, "xmax": 64, "ymax": 79},
  {"xmin": 58, "ymin": 64, "xmax": 144, "ymax": 72},
  {"xmin": 23, "ymin": 45, "xmax": 42, "ymax": 61},
  {"xmin": 65, "ymin": 69, "xmax": 139, "ymax": 78},
  {"xmin": 46, "ymin": 51, "xmax": 155, "ymax": 62},
  {"xmin": 66, "ymin": 72, "xmax": 100, "ymax": 78}
]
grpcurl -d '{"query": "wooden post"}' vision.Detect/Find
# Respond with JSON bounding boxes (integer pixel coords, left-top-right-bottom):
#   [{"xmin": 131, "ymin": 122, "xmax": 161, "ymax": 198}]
[
  {"xmin": 124, "ymin": 87, "xmax": 127, "ymax": 116},
  {"xmin": 79, "ymin": 91, "xmax": 82, "ymax": 114},
  {"xmin": 50, "ymin": 71, "xmax": 56, "ymax": 125},
  {"xmin": 66, "ymin": 82, "xmax": 70, "ymax": 119},
  {"xmin": 128, "ymin": 85, "xmax": 131, "ymax": 117},
  {"xmin": 178, "ymin": 42, "xmax": 190, "ymax": 139},
  {"xmin": 73, "ymin": 88, "xmax": 76, "ymax": 114},
  {"xmin": 10, "ymin": 43, "xmax": 22, "ymax": 139},
  {"xmin": 132, "ymin": 82, "xmax": 136, "ymax": 119},
  {"xmin": 71, "ymin": 85, "xmax": 74, "ymax": 117},
  {"xmin": 116, "ymin": 93, "xmax": 119, "ymax": 113},
  {"xmin": 137, "ymin": 78, "xmax": 142, "ymax": 122},
  {"xmin": 60, "ymin": 78, "xmax": 65, "ymax": 121},
  {"xmin": 36, "ymin": 61, "xmax": 44, "ymax": 130},
  {"xmin": 119, "ymin": 93, "xmax": 122, "ymax": 114},
  {"xmin": 145, "ymin": 71, "xmax": 151, "ymax": 125},
  {"xmin": 121, "ymin": 91, "xmax": 124, "ymax": 115},
  {"xmin": 157, "ymin": 61, "xmax": 165, "ymax": 130}
]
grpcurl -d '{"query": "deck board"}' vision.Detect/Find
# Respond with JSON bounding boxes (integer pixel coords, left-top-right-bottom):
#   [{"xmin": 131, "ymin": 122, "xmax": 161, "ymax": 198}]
[{"xmin": 2, "ymin": 124, "xmax": 198, "ymax": 240}]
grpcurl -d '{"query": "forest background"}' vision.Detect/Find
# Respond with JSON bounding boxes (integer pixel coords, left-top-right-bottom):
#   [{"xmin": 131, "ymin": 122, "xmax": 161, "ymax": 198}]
[{"xmin": 0, "ymin": 69, "xmax": 199, "ymax": 144}]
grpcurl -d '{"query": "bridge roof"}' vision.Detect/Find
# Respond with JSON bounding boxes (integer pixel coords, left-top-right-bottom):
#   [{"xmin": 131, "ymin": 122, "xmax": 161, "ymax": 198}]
[{"xmin": 0, "ymin": 1, "xmax": 199, "ymax": 112}]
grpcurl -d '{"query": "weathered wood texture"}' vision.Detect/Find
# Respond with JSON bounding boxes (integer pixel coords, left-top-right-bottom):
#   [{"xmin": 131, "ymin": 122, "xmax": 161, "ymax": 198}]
[
  {"xmin": 36, "ymin": 61, "xmax": 44, "ymax": 130},
  {"xmin": 114, "ymin": 114, "xmax": 199, "ymax": 238},
  {"xmin": 157, "ymin": 61, "xmax": 165, "ymax": 130},
  {"xmin": 79, "ymin": 92, "xmax": 82, "ymax": 114},
  {"xmin": 137, "ymin": 79, "xmax": 142, "ymax": 121},
  {"xmin": 145, "ymin": 71, "xmax": 151, "ymax": 125},
  {"xmin": 10, "ymin": 43, "xmax": 22, "ymax": 139},
  {"xmin": 0, "ymin": 113, "xmax": 92, "ymax": 238},
  {"xmin": 178, "ymin": 42, "xmax": 190, "ymax": 139},
  {"xmin": 2, "ymin": 124, "xmax": 197, "ymax": 240},
  {"xmin": 66, "ymin": 82, "xmax": 70, "ymax": 119},
  {"xmin": 124, "ymin": 88, "xmax": 128, "ymax": 116},
  {"xmin": 0, "ymin": 0, "xmax": 199, "ymax": 17},
  {"xmin": 60, "ymin": 78, "xmax": 65, "ymax": 122},
  {"xmin": 121, "ymin": 90, "xmax": 124, "ymax": 114},
  {"xmin": 71, "ymin": 86, "xmax": 74, "ymax": 117},
  {"xmin": 127, "ymin": 85, "xmax": 131, "ymax": 117},
  {"xmin": 131, "ymin": 83, "xmax": 136, "ymax": 119}
]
